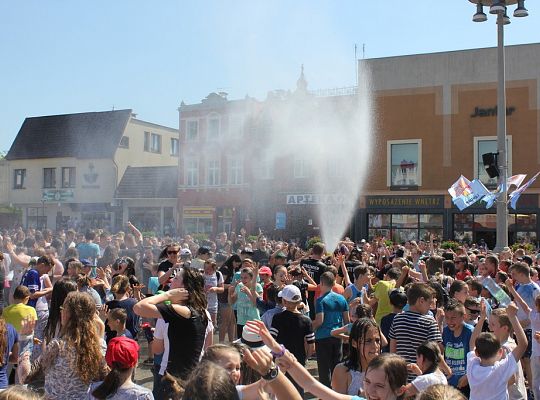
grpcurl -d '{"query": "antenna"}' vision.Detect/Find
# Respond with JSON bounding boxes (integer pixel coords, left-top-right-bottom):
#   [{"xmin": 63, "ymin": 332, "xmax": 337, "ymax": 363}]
[
  {"xmin": 363, "ymin": 43, "xmax": 366, "ymax": 59},
  {"xmin": 355, "ymin": 44, "xmax": 358, "ymax": 87}
]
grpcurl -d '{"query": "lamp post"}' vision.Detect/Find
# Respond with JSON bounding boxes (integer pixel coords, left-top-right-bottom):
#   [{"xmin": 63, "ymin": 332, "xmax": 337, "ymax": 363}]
[{"xmin": 468, "ymin": 0, "xmax": 529, "ymax": 251}]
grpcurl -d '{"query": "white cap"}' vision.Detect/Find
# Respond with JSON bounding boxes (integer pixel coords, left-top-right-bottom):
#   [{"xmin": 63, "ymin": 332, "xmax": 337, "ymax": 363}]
[
  {"xmin": 180, "ymin": 248, "xmax": 192, "ymax": 256},
  {"xmin": 278, "ymin": 285, "xmax": 302, "ymax": 302}
]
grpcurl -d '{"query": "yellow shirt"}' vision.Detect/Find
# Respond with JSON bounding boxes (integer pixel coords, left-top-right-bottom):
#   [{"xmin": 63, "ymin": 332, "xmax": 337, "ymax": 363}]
[
  {"xmin": 2, "ymin": 303, "xmax": 37, "ymax": 332},
  {"xmin": 374, "ymin": 280, "xmax": 396, "ymax": 324}
]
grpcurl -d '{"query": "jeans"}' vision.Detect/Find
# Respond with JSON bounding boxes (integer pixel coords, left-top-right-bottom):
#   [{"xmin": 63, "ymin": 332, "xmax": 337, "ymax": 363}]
[{"xmin": 315, "ymin": 337, "xmax": 342, "ymax": 387}]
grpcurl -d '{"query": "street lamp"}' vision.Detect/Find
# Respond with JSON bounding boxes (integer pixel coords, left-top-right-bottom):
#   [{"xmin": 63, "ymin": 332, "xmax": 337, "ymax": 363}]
[{"xmin": 468, "ymin": 0, "xmax": 529, "ymax": 251}]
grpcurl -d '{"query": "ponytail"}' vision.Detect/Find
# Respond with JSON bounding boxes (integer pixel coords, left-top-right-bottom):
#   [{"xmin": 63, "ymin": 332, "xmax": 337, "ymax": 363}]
[{"xmin": 91, "ymin": 363, "xmax": 130, "ymax": 399}]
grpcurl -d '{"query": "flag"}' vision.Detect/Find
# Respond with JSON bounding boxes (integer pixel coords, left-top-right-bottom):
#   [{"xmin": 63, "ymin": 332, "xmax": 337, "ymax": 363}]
[
  {"xmin": 481, "ymin": 174, "xmax": 527, "ymax": 209},
  {"xmin": 448, "ymin": 175, "xmax": 472, "ymax": 199},
  {"xmin": 509, "ymin": 171, "xmax": 540, "ymax": 209},
  {"xmin": 507, "ymin": 174, "xmax": 526, "ymax": 190},
  {"xmin": 452, "ymin": 178, "xmax": 490, "ymax": 211},
  {"xmin": 482, "ymin": 191, "xmax": 501, "ymax": 209}
]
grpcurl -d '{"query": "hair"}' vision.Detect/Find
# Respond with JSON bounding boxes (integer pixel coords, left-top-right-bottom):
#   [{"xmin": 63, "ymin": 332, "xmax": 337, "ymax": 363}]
[
  {"xmin": 416, "ymin": 341, "xmax": 442, "ymax": 374},
  {"xmin": 320, "ymin": 271, "xmax": 336, "ymax": 287},
  {"xmin": 63, "ymin": 247, "xmax": 79, "ymax": 261},
  {"xmin": 354, "ymin": 304, "xmax": 373, "ymax": 320},
  {"xmin": 426, "ymin": 256, "xmax": 443, "ymax": 276},
  {"xmin": 353, "ymin": 265, "xmax": 369, "ymax": 281},
  {"xmin": 444, "ymin": 299, "xmax": 466, "ymax": 316},
  {"xmin": 180, "ymin": 267, "xmax": 209, "ymax": 325},
  {"xmin": 240, "ymin": 267, "xmax": 254, "ymax": 278},
  {"xmin": 468, "ymin": 279, "xmax": 483, "ymax": 295},
  {"xmin": 67, "ymin": 260, "xmax": 83, "ymax": 275},
  {"xmin": 60, "ymin": 291, "xmax": 105, "ymax": 384},
  {"xmin": 100, "ymin": 245, "xmax": 119, "ymax": 266},
  {"xmin": 91, "ymin": 361, "xmax": 131, "ymax": 399},
  {"xmin": 76, "ymin": 273, "xmax": 92, "ymax": 288},
  {"xmin": 475, "ymin": 332, "xmax": 501, "ymax": 359},
  {"xmin": 485, "ymin": 255, "xmax": 499, "ymax": 268},
  {"xmin": 0, "ymin": 385, "xmax": 43, "ymax": 400},
  {"xmin": 312, "ymin": 243, "xmax": 325, "ymax": 256},
  {"xmin": 108, "ymin": 308, "xmax": 127, "ymax": 326},
  {"xmin": 455, "ymin": 255, "xmax": 470, "ymax": 271},
  {"xmin": 111, "ymin": 275, "xmax": 130, "ymax": 296},
  {"xmin": 512, "ymin": 261, "xmax": 531, "ymax": 277},
  {"xmin": 222, "ymin": 254, "xmax": 242, "ymax": 273},
  {"xmin": 202, "ymin": 343, "xmax": 241, "ymax": 364},
  {"xmin": 43, "ymin": 280, "xmax": 78, "ymax": 344},
  {"xmin": 36, "ymin": 255, "xmax": 54, "ymax": 268},
  {"xmin": 346, "ymin": 318, "xmax": 381, "ymax": 372},
  {"xmin": 266, "ymin": 284, "xmax": 280, "ymax": 304},
  {"xmin": 449, "ymin": 280, "xmax": 468, "ymax": 299},
  {"xmin": 0, "ymin": 319, "xmax": 7, "ymax": 367},
  {"xmin": 181, "ymin": 361, "xmax": 240, "ymax": 400},
  {"xmin": 442, "ymin": 260, "xmax": 456, "ymax": 277},
  {"xmin": 366, "ymin": 353, "xmax": 408, "ymax": 395},
  {"xmin": 85, "ymin": 230, "xmax": 96, "ymax": 241},
  {"xmin": 113, "ymin": 257, "xmax": 135, "ymax": 277},
  {"xmin": 389, "ymin": 289, "xmax": 408, "ymax": 309},
  {"xmin": 497, "ymin": 271, "xmax": 509, "ymax": 283},
  {"xmin": 13, "ymin": 285, "xmax": 31, "ymax": 300},
  {"xmin": 407, "ymin": 283, "xmax": 434, "ymax": 306},
  {"xmin": 491, "ymin": 308, "xmax": 512, "ymax": 331},
  {"xmin": 464, "ymin": 296, "xmax": 481, "ymax": 309},
  {"xmin": 386, "ymin": 267, "xmax": 401, "ymax": 280},
  {"xmin": 158, "ymin": 243, "xmax": 181, "ymax": 260},
  {"xmin": 418, "ymin": 384, "xmax": 466, "ymax": 400}
]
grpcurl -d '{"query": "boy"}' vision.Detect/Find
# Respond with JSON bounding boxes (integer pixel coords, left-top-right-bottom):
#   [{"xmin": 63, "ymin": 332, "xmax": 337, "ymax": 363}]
[
  {"xmin": 107, "ymin": 308, "xmax": 133, "ymax": 342},
  {"xmin": 2, "ymin": 285, "xmax": 37, "ymax": 332},
  {"xmin": 442, "ymin": 300, "xmax": 474, "ymax": 396},
  {"xmin": 464, "ymin": 296, "xmax": 482, "ymax": 326},
  {"xmin": 270, "ymin": 284, "xmax": 315, "ymax": 395},
  {"xmin": 369, "ymin": 266, "xmax": 400, "ymax": 324},
  {"xmin": 389, "ymin": 282, "xmax": 442, "ymax": 381},
  {"xmin": 467, "ymin": 301, "xmax": 528, "ymax": 400},
  {"xmin": 380, "ymin": 288, "xmax": 407, "ymax": 353},
  {"xmin": 313, "ymin": 271, "xmax": 349, "ymax": 387},
  {"xmin": 343, "ymin": 265, "xmax": 371, "ymax": 302}
]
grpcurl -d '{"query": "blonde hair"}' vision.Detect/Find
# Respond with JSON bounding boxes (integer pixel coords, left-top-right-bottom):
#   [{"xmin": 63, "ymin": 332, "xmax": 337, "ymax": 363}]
[{"xmin": 418, "ymin": 384, "xmax": 466, "ymax": 400}]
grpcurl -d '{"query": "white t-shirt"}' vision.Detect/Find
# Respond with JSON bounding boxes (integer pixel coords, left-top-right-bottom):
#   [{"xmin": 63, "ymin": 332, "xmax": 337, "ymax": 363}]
[
  {"xmin": 502, "ymin": 338, "xmax": 527, "ymax": 400},
  {"xmin": 467, "ymin": 350, "xmax": 518, "ymax": 400},
  {"xmin": 530, "ymin": 310, "xmax": 540, "ymax": 357},
  {"xmin": 412, "ymin": 369, "xmax": 447, "ymax": 393}
]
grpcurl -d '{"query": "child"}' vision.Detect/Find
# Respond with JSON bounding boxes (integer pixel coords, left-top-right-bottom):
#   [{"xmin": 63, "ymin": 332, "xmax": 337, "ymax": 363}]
[
  {"xmin": 404, "ymin": 341, "xmax": 448, "ymax": 397},
  {"xmin": 203, "ymin": 258, "xmax": 224, "ymax": 326},
  {"xmin": 331, "ymin": 304, "xmax": 373, "ymax": 342},
  {"xmin": 363, "ymin": 353, "xmax": 408, "ymax": 400},
  {"xmin": 389, "ymin": 283, "xmax": 442, "ymax": 381},
  {"xmin": 464, "ymin": 296, "xmax": 482, "ymax": 326},
  {"xmin": 2, "ymin": 285, "xmax": 37, "ymax": 332},
  {"xmin": 369, "ymin": 267, "xmax": 400, "ymax": 324},
  {"xmin": 380, "ymin": 288, "xmax": 407, "ymax": 353},
  {"xmin": 331, "ymin": 318, "xmax": 382, "ymax": 396},
  {"xmin": 228, "ymin": 268, "xmax": 263, "ymax": 339},
  {"xmin": 442, "ymin": 300, "xmax": 474, "ymax": 395},
  {"xmin": 467, "ymin": 301, "xmax": 528, "ymax": 400},
  {"xmin": 106, "ymin": 308, "xmax": 133, "ymax": 341},
  {"xmin": 344, "ymin": 265, "xmax": 371, "ymax": 303}
]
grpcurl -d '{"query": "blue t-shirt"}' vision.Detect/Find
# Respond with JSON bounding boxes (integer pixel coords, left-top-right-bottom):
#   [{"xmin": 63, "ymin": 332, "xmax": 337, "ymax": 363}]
[
  {"xmin": 20, "ymin": 269, "xmax": 40, "ymax": 308},
  {"xmin": 443, "ymin": 322, "xmax": 474, "ymax": 387},
  {"xmin": 76, "ymin": 242, "xmax": 100, "ymax": 262},
  {"xmin": 516, "ymin": 282, "xmax": 540, "ymax": 323},
  {"xmin": 0, "ymin": 324, "xmax": 18, "ymax": 388},
  {"xmin": 315, "ymin": 291, "xmax": 349, "ymax": 340}
]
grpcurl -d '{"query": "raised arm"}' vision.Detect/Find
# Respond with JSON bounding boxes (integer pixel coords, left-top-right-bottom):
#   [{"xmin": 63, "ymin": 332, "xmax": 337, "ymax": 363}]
[
  {"xmin": 470, "ymin": 300, "xmax": 488, "ymax": 350},
  {"xmin": 506, "ymin": 302, "xmax": 528, "ymax": 361},
  {"xmin": 505, "ymin": 279, "xmax": 532, "ymax": 315}
]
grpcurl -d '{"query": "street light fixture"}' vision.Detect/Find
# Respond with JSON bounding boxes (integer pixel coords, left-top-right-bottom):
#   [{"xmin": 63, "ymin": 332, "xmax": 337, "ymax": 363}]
[{"xmin": 468, "ymin": 0, "xmax": 529, "ymax": 250}]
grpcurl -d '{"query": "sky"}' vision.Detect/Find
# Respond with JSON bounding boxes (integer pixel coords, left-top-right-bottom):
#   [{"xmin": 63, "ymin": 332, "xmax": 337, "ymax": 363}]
[{"xmin": 1, "ymin": 1, "xmax": 539, "ymax": 153}]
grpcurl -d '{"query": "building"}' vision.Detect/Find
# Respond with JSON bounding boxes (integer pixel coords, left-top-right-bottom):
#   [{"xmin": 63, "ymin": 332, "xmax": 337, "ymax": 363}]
[
  {"xmin": 178, "ymin": 43, "xmax": 540, "ymax": 247},
  {"xmin": 6, "ymin": 109, "xmax": 179, "ymax": 232}
]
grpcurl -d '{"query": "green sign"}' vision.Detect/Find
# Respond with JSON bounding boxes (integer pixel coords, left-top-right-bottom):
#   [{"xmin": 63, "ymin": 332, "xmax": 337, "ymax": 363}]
[{"xmin": 42, "ymin": 190, "xmax": 74, "ymax": 202}]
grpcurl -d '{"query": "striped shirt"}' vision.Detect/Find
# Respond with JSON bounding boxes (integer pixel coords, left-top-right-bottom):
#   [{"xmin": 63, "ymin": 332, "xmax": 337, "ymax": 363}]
[{"xmin": 389, "ymin": 310, "xmax": 442, "ymax": 380}]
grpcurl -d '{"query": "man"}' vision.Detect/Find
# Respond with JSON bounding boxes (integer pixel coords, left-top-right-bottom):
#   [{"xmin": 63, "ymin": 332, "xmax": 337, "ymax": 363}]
[
  {"xmin": 301, "ymin": 242, "xmax": 328, "ymax": 319},
  {"xmin": 485, "ymin": 255, "xmax": 499, "ymax": 279},
  {"xmin": 313, "ymin": 271, "xmax": 349, "ymax": 387},
  {"xmin": 252, "ymin": 236, "xmax": 270, "ymax": 266},
  {"xmin": 76, "ymin": 230, "xmax": 100, "ymax": 264},
  {"xmin": 190, "ymin": 246, "xmax": 211, "ymax": 271}
]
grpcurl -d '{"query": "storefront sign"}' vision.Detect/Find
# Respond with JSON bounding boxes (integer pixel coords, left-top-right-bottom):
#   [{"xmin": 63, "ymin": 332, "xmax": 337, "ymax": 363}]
[
  {"xmin": 471, "ymin": 106, "xmax": 515, "ymax": 118},
  {"xmin": 366, "ymin": 195, "xmax": 444, "ymax": 209},
  {"xmin": 275, "ymin": 212, "xmax": 286, "ymax": 230},
  {"xmin": 286, "ymin": 194, "xmax": 350, "ymax": 205},
  {"xmin": 42, "ymin": 189, "xmax": 74, "ymax": 202},
  {"xmin": 182, "ymin": 206, "xmax": 215, "ymax": 219}
]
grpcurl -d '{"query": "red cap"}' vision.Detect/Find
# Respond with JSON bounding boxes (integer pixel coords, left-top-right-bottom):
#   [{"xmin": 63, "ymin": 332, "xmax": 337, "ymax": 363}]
[
  {"xmin": 105, "ymin": 336, "xmax": 140, "ymax": 369},
  {"xmin": 259, "ymin": 266, "xmax": 272, "ymax": 275}
]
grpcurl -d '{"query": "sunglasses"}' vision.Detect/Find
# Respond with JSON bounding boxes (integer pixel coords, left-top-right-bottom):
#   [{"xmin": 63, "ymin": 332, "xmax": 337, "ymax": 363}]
[
  {"xmin": 466, "ymin": 307, "xmax": 480, "ymax": 315},
  {"xmin": 167, "ymin": 250, "xmax": 179, "ymax": 255}
]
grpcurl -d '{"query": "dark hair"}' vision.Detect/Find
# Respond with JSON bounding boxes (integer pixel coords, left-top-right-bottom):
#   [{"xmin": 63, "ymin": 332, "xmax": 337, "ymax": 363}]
[
  {"xmin": 158, "ymin": 243, "xmax": 181, "ymax": 260},
  {"xmin": 445, "ymin": 299, "xmax": 466, "ymax": 315},
  {"xmin": 512, "ymin": 261, "xmax": 531, "ymax": 277},
  {"xmin": 389, "ymin": 289, "xmax": 408, "ymax": 309},
  {"xmin": 222, "ymin": 254, "xmax": 242, "ymax": 274},
  {"xmin": 346, "ymin": 318, "xmax": 381, "ymax": 372},
  {"xmin": 91, "ymin": 362, "xmax": 131, "ymax": 399},
  {"xmin": 109, "ymin": 308, "xmax": 127, "ymax": 326},
  {"xmin": 407, "ymin": 283, "xmax": 434, "ymax": 306},
  {"xmin": 312, "ymin": 243, "xmax": 325, "ymax": 256},
  {"xmin": 416, "ymin": 341, "xmax": 442, "ymax": 374},
  {"xmin": 449, "ymin": 280, "xmax": 468, "ymax": 299},
  {"xmin": 353, "ymin": 265, "xmax": 369, "ymax": 281},
  {"xmin": 320, "ymin": 271, "xmax": 335, "ymax": 287},
  {"xmin": 36, "ymin": 255, "xmax": 54, "ymax": 267},
  {"xmin": 43, "ymin": 280, "xmax": 78, "ymax": 343},
  {"xmin": 85, "ymin": 230, "xmax": 96, "ymax": 241},
  {"xmin": 426, "ymin": 256, "xmax": 444, "ymax": 276},
  {"xmin": 442, "ymin": 260, "xmax": 456, "ymax": 277},
  {"xmin": 468, "ymin": 279, "xmax": 483, "ymax": 295},
  {"xmin": 354, "ymin": 304, "xmax": 373, "ymax": 320},
  {"xmin": 386, "ymin": 267, "xmax": 401, "ymax": 280},
  {"xmin": 476, "ymin": 332, "xmax": 501, "ymax": 359},
  {"xmin": 266, "ymin": 284, "xmax": 280, "ymax": 304},
  {"xmin": 180, "ymin": 268, "xmax": 209, "ymax": 325},
  {"xmin": 182, "ymin": 361, "xmax": 239, "ymax": 400},
  {"xmin": 13, "ymin": 285, "xmax": 31, "ymax": 300},
  {"xmin": 366, "ymin": 353, "xmax": 408, "ymax": 394}
]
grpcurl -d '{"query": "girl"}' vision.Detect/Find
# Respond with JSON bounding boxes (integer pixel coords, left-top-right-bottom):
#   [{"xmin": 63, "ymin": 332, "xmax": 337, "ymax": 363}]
[
  {"xmin": 90, "ymin": 336, "xmax": 152, "ymax": 399},
  {"xmin": 449, "ymin": 280, "xmax": 469, "ymax": 304},
  {"xmin": 105, "ymin": 275, "xmax": 140, "ymax": 342},
  {"xmin": 273, "ymin": 266, "xmax": 288, "ymax": 290},
  {"xmin": 19, "ymin": 292, "xmax": 109, "ymax": 399},
  {"xmin": 204, "ymin": 258, "xmax": 224, "ymax": 326},
  {"xmin": 219, "ymin": 254, "xmax": 242, "ymax": 342},
  {"xmin": 332, "ymin": 318, "xmax": 382, "ymax": 396},
  {"xmin": 228, "ymin": 268, "xmax": 262, "ymax": 339},
  {"xmin": 404, "ymin": 341, "xmax": 447, "ymax": 398},
  {"xmin": 0, "ymin": 318, "xmax": 18, "ymax": 389},
  {"xmin": 43, "ymin": 280, "xmax": 78, "ymax": 345},
  {"xmin": 363, "ymin": 354, "xmax": 408, "ymax": 400}
]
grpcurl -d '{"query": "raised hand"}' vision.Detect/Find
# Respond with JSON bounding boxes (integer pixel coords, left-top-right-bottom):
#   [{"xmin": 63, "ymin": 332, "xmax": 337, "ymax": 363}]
[
  {"xmin": 245, "ymin": 320, "xmax": 280, "ymax": 352},
  {"xmin": 243, "ymin": 347, "xmax": 274, "ymax": 376},
  {"xmin": 166, "ymin": 288, "xmax": 189, "ymax": 303},
  {"xmin": 20, "ymin": 316, "xmax": 36, "ymax": 336}
]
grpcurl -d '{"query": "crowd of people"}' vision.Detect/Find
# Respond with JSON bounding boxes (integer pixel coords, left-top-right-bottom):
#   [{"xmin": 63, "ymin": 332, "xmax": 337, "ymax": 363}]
[{"xmin": 0, "ymin": 224, "xmax": 539, "ymax": 399}]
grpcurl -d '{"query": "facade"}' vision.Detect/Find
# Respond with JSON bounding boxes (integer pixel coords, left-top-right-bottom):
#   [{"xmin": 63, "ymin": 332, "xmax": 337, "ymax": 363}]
[
  {"xmin": 178, "ymin": 43, "xmax": 540, "ymax": 247},
  {"xmin": 6, "ymin": 110, "xmax": 178, "ymax": 232}
]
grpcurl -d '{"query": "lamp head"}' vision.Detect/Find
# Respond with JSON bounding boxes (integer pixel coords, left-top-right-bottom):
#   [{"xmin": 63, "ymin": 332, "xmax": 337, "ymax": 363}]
[
  {"xmin": 514, "ymin": 0, "xmax": 529, "ymax": 17},
  {"xmin": 473, "ymin": 3, "xmax": 488, "ymax": 22},
  {"xmin": 490, "ymin": 0, "xmax": 506, "ymax": 14}
]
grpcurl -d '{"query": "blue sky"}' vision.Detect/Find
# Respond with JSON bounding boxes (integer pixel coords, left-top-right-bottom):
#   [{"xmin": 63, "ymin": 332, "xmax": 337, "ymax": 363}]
[{"xmin": 1, "ymin": 1, "xmax": 539, "ymax": 152}]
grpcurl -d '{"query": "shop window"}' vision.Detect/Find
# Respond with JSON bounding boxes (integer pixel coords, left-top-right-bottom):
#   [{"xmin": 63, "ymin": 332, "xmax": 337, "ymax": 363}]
[
  {"xmin": 367, "ymin": 213, "xmax": 442, "ymax": 242},
  {"xmin": 368, "ymin": 228, "xmax": 390, "ymax": 240},
  {"xmin": 474, "ymin": 136, "xmax": 512, "ymax": 187},
  {"xmin": 186, "ymin": 120, "xmax": 199, "ymax": 142},
  {"xmin": 183, "ymin": 218, "xmax": 213, "ymax": 235},
  {"xmin": 392, "ymin": 214, "xmax": 418, "ymax": 228},
  {"xmin": 516, "ymin": 214, "xmax": 536, "ymax": 230},
  {"xmin": 368, "ymin": 214, "xmax": 391, "ymax": 228},
  {"xmin": 474, "ymin": 214, "xmax": 497, "ymax": 229},
  {"xmin": 387, "ymin": 140, "xmax": 421, "ymax": 189},
  {"xmin": 454, "ymin": 214, "xmax": 474, "ymax": 230},
  {"xmin": 43, "ymin": 168, "xmax": 56, "ymax": 189}
]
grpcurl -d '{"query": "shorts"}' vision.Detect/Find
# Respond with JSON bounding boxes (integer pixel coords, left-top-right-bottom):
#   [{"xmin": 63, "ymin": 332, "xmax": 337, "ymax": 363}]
[{"xmin": 523, "ymin": 329, "xmax": 533, "ymax": 358}]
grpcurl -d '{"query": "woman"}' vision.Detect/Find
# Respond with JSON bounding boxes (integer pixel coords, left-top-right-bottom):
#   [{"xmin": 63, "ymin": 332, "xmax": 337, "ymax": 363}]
[
  {"xmin": 0, "ymin": 318, "xmax": 18, "ymax": 389},
  {"xmin": 90, "ymin": 336, "xmax": 153, "ymax": 399},
  {"xmin": 134, "ymin": 267, "xmax": 208, "ymax": 380},
  {"xmin": 112, "ymin": 257, "xmax": 136, "ymax": 278},
  {"xmin": 105, "ymin": 275, "xmax": 140, "ymax": 342},
  {"xmin": 20, "ymin": 292, "xmax": 109, "ymax": 399},
  {"xmin": 218, "ymin": 254, "xmax": 241, "ymax": 342},
  {"xmin": 43, "ymin": 280, "xmax": 78, "ymax": 345},
  {"xmin": 97, "ymin": 245, "xmax": 119, "ymax": 269},
  {"xmin": 156, "ymin": 243, "xmax": 182, "ymax": 289}
]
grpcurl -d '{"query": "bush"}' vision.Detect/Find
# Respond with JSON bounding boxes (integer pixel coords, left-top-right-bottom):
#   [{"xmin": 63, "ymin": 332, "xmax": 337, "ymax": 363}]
[
  {"xmin": 384, "ymin": 239, "xmax": 394, "ymax": 248},
  {"xmin": 307, "ymin": 236, "xmax": 322, "ymax": 250},
  {"xmin": 192, "ymin": 233, "xmax": 209, "ymax": 243},
  {"xmin": 247, "ymin": 235, "xmax": 259, "ymax": 243},
  {"xmin": 511, "ymin": 242, "xmax": 536, "ymax": 253},
  {"xmin": 441, "ymin": 241, "xmax": 460, "ymax": 252}
]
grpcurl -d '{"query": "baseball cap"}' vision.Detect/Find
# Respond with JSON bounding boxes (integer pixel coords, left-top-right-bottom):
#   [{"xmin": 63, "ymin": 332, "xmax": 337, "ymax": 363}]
[
  {"xmin": 278, "ymin": 285, "xmax": 302, "ymax": 302},
  {"xmin": 259, "ymin": 266, "xmax": 272, "ymax": 276},
  {"xmin": 80, "ymin": 258, "xmax": 94, "ymax": 267},
  {"xmin": 275, "ymin": 252, "xmax": 287, "ymax": 259},
  {"xmin": 105, "ymin": 336, "xmax": 140, "ymax": 369},
  {"xmin": 180, "ymin": 249, "xmax": 192, "ymax": 256},
  {"xmin": 234, "ymin": 326, "xmax": 270, "ymax": 352}
]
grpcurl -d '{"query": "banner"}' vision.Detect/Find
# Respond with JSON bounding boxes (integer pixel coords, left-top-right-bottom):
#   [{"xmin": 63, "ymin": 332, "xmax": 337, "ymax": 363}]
[
  {"xmin": 449, "ymin": 176, "xmax": 490, "ymax": 211},
  {"xmin": 509, "ymin": 171, "xmax": 540, "ymax": 209}
]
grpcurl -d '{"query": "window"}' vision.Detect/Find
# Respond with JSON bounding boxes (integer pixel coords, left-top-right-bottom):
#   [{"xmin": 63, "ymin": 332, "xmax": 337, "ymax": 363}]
[
  {"xmin": 119, "ymin": 136, "xmax": 130, "ymax": 148},
  {"xmin": 294, "ymin": 157, "xmax": 310, "ymax": 179},
  {"xmin": 151, "ymin": 133, "xmax": 161, "ymax": 153},
  {"xmin": 207, "ymin": 116, "xmax": 220, "ymax": 140},
  {"xmin": 13, "ymin": 169, "xmax": 26, "ymax": 189},
  {"xmin": 256, "ymin": 156, "xmax": 274, "ymax": 179},
  {"xmin": 61, "ymin": 167, "xmax": 76, "ymax": 188},
  {"xmin": 368, "ymin": 213, "xmax": 443, "ymax": 242},
  {"xmin": 43, "ymin": 168, "xmax": 56, "ymax": 188},
  {"xmin": 228, "ymin": 115, "xmax": 244, "ymax": 139},
  {"xmin": 144, "ymin": 131, "xmax": 150, "ymax": 151},
  {"xmin": 474, "ymin": 136, "xmax": 512, "ymax": 187},
  {"xmin": 207, "ymin": 159, "xmax": 221, "ymax": 186},
  {"xmin": 387, "ymin": 140, "xmax": 422, "ymax": 188},
  {"xmin": 171, "ymin": 138, "xmax": 179, "ymax": 156},
  {"xmin": 186, "ymin": 159, "xmax": 199, "ymax": 187},
  {"xmin": 228, "ymin": 157, "xmax": 243, "ymax": 185},
  {"xmin": 186, "ymin": 120, "xmax": 198, "ymax": 142}
]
